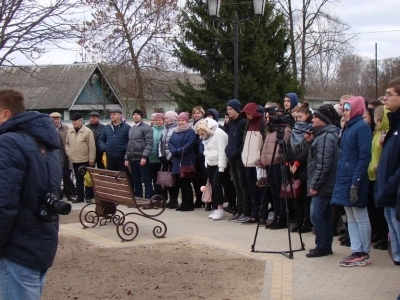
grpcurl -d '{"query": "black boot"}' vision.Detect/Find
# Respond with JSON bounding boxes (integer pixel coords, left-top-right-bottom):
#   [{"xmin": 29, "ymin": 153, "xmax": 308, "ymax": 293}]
[
  {"xmin": 72, "ymin": 197, "xmax": 84, "ymax": 203},
  {"xmin": 265, "ymin": 218, "xmax": 277, "ymax": 229},
  {"xmin": 270, "ymin": 219, "xmax": 287, "ymax": 230},
  {"xmin": 299, "ymin": 222, "xmax": 312, "ymax": 233},
  {"xmin": 379, "ymin": 240, "xmax": 388, "ymax": 250},
  {"xmin": 169, "ymin": 200, "xmax": 179, "ymax": 209},
  {"xmin": 66, "ymin": 195, "xmax": 76, "ymax": 201},
  {"xmin": 194, "ymin": 200, "xmax": 203, "ymax": 208},
  {"xmin": 290, "ymin": 220, "xmax": 302, "ymax": 233}
]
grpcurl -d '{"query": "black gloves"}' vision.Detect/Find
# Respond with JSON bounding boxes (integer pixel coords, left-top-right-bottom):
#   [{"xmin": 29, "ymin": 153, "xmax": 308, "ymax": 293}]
[{"xmin": 350, "ymin": 184, "xmax": 359, "ymax": 204}]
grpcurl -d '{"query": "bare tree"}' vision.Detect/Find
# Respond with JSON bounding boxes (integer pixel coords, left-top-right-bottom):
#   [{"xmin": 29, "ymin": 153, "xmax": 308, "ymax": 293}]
[
  {"xmin": 277, "ymin": 0, "xmax": 354, "ymax": 98},
  {"xmin": 80, "ymin": 0, "xmax": 178, "ymax": 117},
  {"xmin": 304, "ymin": 16, "xmax": 353, "ymax": 97},
  {"xmin": 0, "ymin": 0, "xmax": 81, "ymax": 66}
]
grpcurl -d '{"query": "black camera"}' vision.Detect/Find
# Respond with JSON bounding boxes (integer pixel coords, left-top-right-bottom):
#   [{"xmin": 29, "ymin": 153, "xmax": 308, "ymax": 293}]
[
  {"xmin": 37, "ymin": 193, "xmax": 71, "ymax": 222},
  {"xmin": 256, "ymin": 106, "xmax": 278, "ymax": 115},
  {"xmin": 256, "ymin": 107, "xmax": 292, "ymax": 125}
]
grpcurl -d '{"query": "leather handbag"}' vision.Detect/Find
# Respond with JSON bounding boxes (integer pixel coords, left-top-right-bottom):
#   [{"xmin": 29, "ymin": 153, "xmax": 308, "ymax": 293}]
[
  {"xmin": 156, "ymin": 164, "xmax": 175, "ymax": 188},
  {"xmin": 280, "ymin": 179, "xmax": 302, "ymax": 199},
  {"xmin": 179, "ymin": 147, "xmax": 196, "ymax": 178},
  {"xmin": 202, "ymin": 180, "xmax": 212, "ymax": 203}
]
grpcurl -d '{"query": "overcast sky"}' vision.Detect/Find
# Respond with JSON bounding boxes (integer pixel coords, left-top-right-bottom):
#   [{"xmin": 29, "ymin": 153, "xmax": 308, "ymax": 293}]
[
  {"xmin": 334, "ymin": 0, "xmax": 400, "ymax": 59},
  {"xmin": 12, "ymin": 0, "xmax": 400, "ymax": 65}
]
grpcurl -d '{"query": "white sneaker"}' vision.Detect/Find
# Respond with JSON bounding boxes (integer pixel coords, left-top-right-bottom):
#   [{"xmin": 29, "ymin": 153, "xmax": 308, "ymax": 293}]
[
  {"xmin": 212, "ymin": 209, "xmax": 225, "ymax": 221},
  {"xmin": 208, "ymin": 210, "xmax": 216, "ymax": 219}
]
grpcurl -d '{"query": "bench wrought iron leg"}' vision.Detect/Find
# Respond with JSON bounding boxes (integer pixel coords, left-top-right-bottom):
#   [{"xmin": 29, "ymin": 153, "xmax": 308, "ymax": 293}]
[
  {"xmin": 116, "ymin": 212, "xmax": 167, "ymax": 242},
  {"xmin": 79, "ymin": 203, "xmax": 99, "ymax": 228}
]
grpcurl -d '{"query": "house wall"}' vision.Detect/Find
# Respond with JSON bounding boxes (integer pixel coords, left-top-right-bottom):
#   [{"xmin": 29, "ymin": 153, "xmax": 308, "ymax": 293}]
[
  {"xmin": 75, "ymin": 79, "xmax": 110, "ymax": 105},
  {"xmin": 122, "ymin": 100, "xmax": 178, "ymax": 116}
]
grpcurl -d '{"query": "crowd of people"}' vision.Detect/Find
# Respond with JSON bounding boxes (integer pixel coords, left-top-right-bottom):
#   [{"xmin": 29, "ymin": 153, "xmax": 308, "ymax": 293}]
[
  {"xmin": 2, "ymin": 76, "xmax": 400, "ymax": 298},
  {"xmin": 50, "ymin": 80, "xmax": 400, "ymax": 269}
]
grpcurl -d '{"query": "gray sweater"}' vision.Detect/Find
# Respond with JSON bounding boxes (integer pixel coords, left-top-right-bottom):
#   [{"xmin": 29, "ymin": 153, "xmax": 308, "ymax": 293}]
[{"xmin": 125, "ymin": 122, "xmax": 153, "ymax": 160}]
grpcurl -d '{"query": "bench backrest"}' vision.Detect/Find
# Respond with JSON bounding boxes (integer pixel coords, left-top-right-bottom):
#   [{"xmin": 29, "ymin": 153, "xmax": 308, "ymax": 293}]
[{"xmin": 87, "ymin": 167, "xmax": 137, "ymax": 208}]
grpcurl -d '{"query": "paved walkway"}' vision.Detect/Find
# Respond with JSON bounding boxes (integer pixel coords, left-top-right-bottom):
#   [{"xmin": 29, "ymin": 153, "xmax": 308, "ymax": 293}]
[{"xmin": 61, "ymin": 204, "xmax": 400, "ymax": 300}]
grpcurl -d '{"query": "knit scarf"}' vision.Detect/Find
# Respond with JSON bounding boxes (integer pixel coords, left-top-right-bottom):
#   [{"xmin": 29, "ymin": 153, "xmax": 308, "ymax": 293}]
[
  {"xmin": 290, "ymin": 121, "xmax": 313, "ymax": 154},
  {"xmin": 165, "ymin": 121, "xmax": 177, "ymax": 130},
  {"xmin": 175, "ymin": 123, "xmax": 193, "ymax": 133}
]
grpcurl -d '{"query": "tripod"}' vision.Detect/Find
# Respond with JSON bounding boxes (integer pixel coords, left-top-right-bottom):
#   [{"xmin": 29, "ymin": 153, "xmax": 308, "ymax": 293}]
[{"xmin": 251, "ymin": 126, "xmax": 306, "ymax": 259}]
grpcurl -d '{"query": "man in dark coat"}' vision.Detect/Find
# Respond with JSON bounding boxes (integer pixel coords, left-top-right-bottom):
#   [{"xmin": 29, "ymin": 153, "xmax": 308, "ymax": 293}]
[
  {"xmin": 98, "ymin": 108, "xmax": 131, "ymax": 172},
  {"xmin": 306, "ymin": 106, "xmax": 340, "ymax": 258},
  {"xmin": 375, "ymin": 77, "xmax": 400, "ymax": 265},
  {"xmin": 87, "ymin": 111, "xmax": 105, "ymax": 169},
  {"xmin": 124, "ymin": 109, "xmax": 153, "ymax": 199},
  {"xmin": 225, "ymin": 99, "xmax": 250, "ymax": 221},
  {"xmin": 50, "ymin": 111, "xmax": 76, "ymax": 201},
  {"xmin": 0, "ymin": 89, "xmax": 63, "ymax": 299}
]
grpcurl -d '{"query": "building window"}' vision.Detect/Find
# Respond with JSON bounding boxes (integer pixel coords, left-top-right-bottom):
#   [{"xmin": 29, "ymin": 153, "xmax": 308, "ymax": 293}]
[{"xmin": 154, "ymin": 108, "xmax": 165, "ymax": 113}]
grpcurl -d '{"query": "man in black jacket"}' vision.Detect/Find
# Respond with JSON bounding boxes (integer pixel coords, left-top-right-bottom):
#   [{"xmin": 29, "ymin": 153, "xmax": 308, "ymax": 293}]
[
  {"xmin": 225, "ymin": 99, "xmax": 250, "ymax": 221},
  {"xmin": 375, "ymin": 77, "xmax": 400, "ymax": 265},
  {"xmin": 87, "ymin": 111, "xmax": 105, "ymax": 169},
  {"xmin": 0, "ymin": 89, "xmax": 63, "ymax": 299}
]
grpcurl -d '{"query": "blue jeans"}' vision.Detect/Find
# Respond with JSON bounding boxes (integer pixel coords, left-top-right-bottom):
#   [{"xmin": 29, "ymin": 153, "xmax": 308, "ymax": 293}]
[
  {"xmin": 384, "ymin": 206, "xmax": 400, "ymax": 262},
  {"xmin": 129, "ymin": 160, "xmax": 153, "ymax": 199},
  {"xmin": 310, "ymin": 196, "xmax": 333, "ymax": 251},
  {"xmin": 345, "ymin": 206, "xmax": 371, "ymax": 254},
  {"xmin": 0, "ymin": 258, "xmax": 47, "ymax": 300}
]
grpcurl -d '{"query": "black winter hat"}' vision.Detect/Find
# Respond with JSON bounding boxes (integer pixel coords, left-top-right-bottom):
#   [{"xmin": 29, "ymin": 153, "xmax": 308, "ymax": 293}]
[
  {"xmin": 132, "ymin": 109, "xmax": 144, "ymax": 118},
  {"xmin": 313, "ymin": 106, "xmax": 333, "ymax": 124},
  {"xmin": 227, "ymin": 99, "xmax": 242, "ymax": 113},
  {"xmin": 71, "ymin": 113, "xmax": 83, "ymax": 121}
]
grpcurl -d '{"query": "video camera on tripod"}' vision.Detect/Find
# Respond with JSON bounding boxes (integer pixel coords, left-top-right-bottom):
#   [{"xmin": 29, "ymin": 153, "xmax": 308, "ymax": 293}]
[
  {"xmin": 251, "ymin": 105, "xmax": 307, "ymax": 259},
  {"xmin": 256, "ymin": 106, "xmax": 293, "ymax": 138}
]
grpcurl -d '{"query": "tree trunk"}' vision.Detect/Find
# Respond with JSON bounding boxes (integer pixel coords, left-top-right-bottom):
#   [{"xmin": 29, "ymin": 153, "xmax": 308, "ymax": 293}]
[{"xmin": 131, "ymin": 56, "xmax": 147, "ymax": 117}]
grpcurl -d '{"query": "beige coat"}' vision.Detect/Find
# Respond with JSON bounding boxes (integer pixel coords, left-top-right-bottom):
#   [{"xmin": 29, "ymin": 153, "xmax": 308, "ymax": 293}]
[{"xmin": 65, "ymin": 125, "xmax": 96, "ymax": 163}]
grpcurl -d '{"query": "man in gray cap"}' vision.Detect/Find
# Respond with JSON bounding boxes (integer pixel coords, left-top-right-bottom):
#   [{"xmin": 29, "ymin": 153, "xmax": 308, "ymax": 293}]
[
  {"xmin": 50, "ymin": 111, "xmax": 76, "ymax": 201},
  {"xmin": 87, "ymin": 111, "xmax": 105, "ymax": 169},
  {"xmin": 98, "ymin": 107, "xmax": 131, "ymax": 171}
]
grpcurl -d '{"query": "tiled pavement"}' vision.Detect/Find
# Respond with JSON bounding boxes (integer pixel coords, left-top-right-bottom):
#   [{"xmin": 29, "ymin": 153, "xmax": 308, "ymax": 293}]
[{"xmin": 61, "ymin": 204, "xmax": 400, "ymax": 300}]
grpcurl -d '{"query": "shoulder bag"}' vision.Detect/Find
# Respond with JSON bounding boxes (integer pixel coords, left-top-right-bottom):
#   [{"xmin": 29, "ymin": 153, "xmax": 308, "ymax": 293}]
[
  {"xmin": 280, "ymin": 179, "xmax": 302, "ymax": 199},
  {"xmin": 156, "ymin": 164, "xmax": 175, "ymax": 188},
  {"xmin": 179, "ymin": 146, "xmax": 196, "ymax": 178}
]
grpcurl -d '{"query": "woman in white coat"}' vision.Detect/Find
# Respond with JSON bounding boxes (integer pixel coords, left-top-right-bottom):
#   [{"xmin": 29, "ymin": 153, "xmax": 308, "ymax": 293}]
[{"xmin": 195, "ymin": 118, "xmax": 228, "ymax": 220}]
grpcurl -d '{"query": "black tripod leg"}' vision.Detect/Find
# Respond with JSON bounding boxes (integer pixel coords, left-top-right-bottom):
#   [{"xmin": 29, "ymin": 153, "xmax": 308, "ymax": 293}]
[
  {"xmin": 251, "ymin": 140, "xmax": 279, "ymax": 252},
  {"xmin": 282, "ymin": 143, "xmax": 306, "ymax": 251},
  {"xmin": 278, "ymin": 143, "xmax": 293, "ymax": 258},
  {"xmin": 252, "ymin": 135, "xmax": 306, "ymax": 259}
]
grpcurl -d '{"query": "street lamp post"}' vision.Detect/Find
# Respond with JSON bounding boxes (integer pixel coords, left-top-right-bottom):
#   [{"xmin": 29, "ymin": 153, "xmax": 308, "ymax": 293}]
[{"xmin": 207, "ymin": 0, "xmax": 266, "ymax": 99}]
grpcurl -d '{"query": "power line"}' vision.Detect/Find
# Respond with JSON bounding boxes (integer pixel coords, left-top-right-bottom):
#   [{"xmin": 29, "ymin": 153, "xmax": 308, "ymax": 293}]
[{"xmin": 340, "ymin": 29, "xmax": 400, "ymax": 36}]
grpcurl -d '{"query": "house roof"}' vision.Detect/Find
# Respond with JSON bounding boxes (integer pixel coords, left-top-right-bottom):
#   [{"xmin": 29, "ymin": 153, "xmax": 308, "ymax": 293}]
[
  {"xmin": 100, "ymin": 64, "xmax": 204, "ymax": 102},
  {"xmin": 0, "ymin": 63, "xmax": 122, "ymax": 110}
]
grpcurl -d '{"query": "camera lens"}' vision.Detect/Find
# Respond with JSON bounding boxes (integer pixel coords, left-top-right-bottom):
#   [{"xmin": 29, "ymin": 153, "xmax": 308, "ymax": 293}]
[{"xmin": 54, "ymin": 200, "xmax": 72, "ymax": 215}]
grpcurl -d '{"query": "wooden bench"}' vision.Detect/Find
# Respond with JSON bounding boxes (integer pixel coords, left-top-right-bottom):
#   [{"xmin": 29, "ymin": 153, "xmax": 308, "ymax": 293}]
[{"xmin": 78, "ymin": 166, "xmax": 167, "ymax": 241}]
